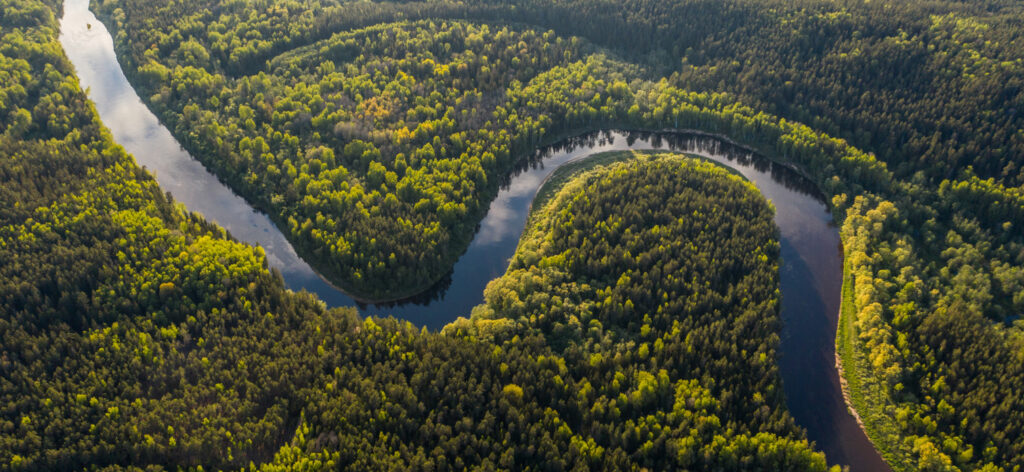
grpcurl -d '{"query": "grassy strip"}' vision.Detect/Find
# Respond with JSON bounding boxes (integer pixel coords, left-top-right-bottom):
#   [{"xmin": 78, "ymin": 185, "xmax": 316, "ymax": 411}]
[
  {"xmin": 531, "ymin": 151, "xmax": 633, "ymax": 216},
  {"xmin": 836, "ymin": 255, "xmax": 908, "ymax": 471}
]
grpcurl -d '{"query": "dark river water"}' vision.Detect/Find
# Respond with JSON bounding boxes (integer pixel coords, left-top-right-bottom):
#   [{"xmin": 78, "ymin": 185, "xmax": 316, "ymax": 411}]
[{"xmin": 60, "ymin": 0, "xmax": 890, "ymax": 469}]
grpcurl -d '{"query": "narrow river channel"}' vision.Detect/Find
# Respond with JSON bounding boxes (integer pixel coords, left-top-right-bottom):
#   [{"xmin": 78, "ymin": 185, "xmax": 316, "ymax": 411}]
[{"xmin": 59, "ymin": 0, "xmax": 890, "ymax": 469}]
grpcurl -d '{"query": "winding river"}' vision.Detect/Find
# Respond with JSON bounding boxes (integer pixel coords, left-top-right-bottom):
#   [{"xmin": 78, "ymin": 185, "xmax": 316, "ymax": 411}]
[{"xmin": 59, "ymin": 0, "xmax": 890, "ymax": 469}]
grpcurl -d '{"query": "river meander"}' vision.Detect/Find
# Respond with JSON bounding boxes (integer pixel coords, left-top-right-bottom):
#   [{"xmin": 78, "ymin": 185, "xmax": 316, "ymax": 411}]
[{"xmin": 59, "ymin": 0, "xmax": 890, "ymax": 469}]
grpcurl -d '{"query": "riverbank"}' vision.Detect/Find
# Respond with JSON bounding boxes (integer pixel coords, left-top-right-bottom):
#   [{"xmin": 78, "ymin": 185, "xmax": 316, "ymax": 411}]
[{"xmin": 836, "ymin": 247, "xmax": 906, "ymax": 471}]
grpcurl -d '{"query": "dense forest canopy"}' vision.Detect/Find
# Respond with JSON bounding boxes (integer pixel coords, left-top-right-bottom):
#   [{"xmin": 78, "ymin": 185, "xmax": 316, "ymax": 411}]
[
  {"xmin": 118, "ymin": 17, "xmax": 593, "ymax": 299},
  {"xmin": 0, "ymin": 2, "xmax": 831, "ymax": 470},
  {"xmin": 96, "ymin": 0, "xmax": 1024, "ymax": 187},
  {"xmin": 90, "ymin": 0, "xmax": 1024, "ymax": 300},
  {"xmin": 285, "ymin": 154, "xmax": 835, "ymax": 471},
  {"xmin": 470, "ymin": 153, "xmax": 792, "ymax": 444},
  {"xmin": 94, "ymin": 0, "xmax": 1024, "ymax": 469},
  {"xmin": 0, "ymin": 2, "xmax": 840, "ymax": 468},
  {"xmin": 1, "ymin": 0, "xmax": 1022, "ymax": 470},
  {"xmin": 0, "ymin": 1, "xmax": 356, "ymax": 467}
]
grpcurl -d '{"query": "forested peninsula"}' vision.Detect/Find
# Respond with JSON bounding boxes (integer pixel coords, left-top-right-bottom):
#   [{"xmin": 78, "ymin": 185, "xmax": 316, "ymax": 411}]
[
  {"xmin": 1, "ymin": 3, "xmax": 834, "ymax": 468},
  {"xmin": 2, "ymin": 0, "xmax": 1023, "ymax": 470}
]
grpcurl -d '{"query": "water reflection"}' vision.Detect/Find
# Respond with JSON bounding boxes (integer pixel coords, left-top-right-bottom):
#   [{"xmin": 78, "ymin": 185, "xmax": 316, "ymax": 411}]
[
  {"xmin": 355, "ymin": 272, "xmax": 454, "ymax": 309},
  {"xmin": 528, "ymin": 130, "xmax": 828, "ymax": 202}
]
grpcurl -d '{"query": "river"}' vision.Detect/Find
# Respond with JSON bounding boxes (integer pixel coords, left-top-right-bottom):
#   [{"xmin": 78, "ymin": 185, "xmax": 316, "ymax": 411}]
[{"xmin": 59, "ymin": 0, "xmax": 889, "ymax": 469}]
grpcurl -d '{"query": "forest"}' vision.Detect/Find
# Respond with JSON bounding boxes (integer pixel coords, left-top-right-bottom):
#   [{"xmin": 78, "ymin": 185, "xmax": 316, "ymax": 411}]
[
  {"xmin": 90, "ymin": 0, "xmax": 1024, "ymax": 301},
  {"xmin": 2, "ymin": 0, "xmax": 1023, "ymax": 470},
  {"xmin": 95, "ymin": 0, "xmax": 1024, "ymax": 186},
  {"xmin": 2, "ymin": 1, "xmax": 832, "ymax": 469}
]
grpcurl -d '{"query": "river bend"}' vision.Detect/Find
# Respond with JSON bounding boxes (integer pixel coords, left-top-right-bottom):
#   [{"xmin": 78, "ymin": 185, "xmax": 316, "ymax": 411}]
[{"xmin": 59, "ymin": 0, "xmax": 890, "ymax": 469}]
